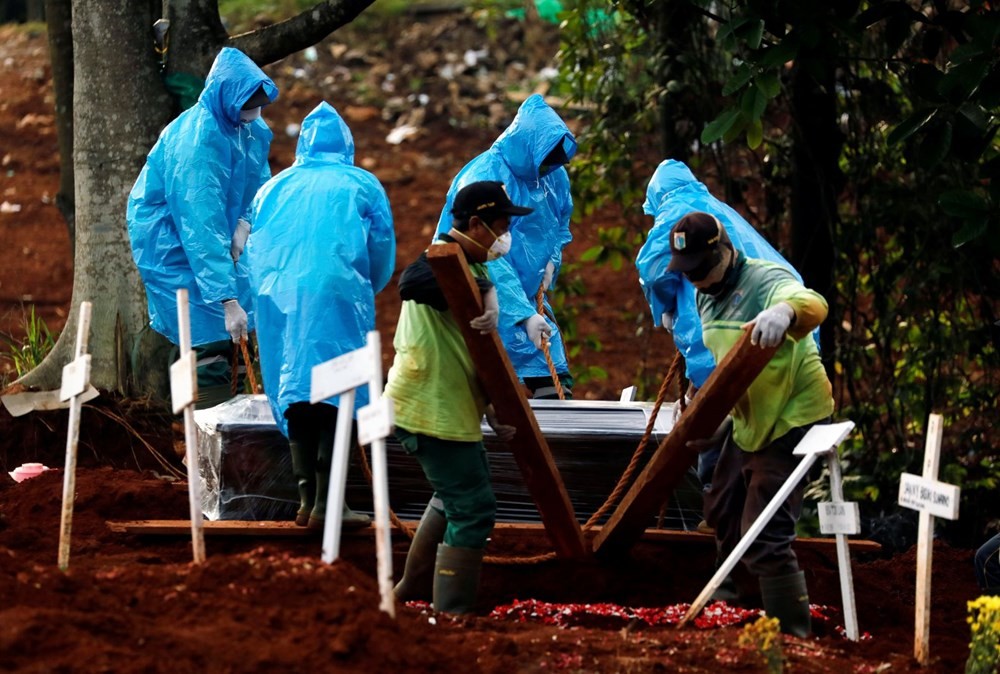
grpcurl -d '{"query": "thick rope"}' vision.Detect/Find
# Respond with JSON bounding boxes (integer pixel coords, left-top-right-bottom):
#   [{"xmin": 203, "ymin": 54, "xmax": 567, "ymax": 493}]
[
  {"xmin": 535, "ymin": 284, "xmax": 565, "ymax": 400},
  {"xmin": 229, "ymin": 336, "xmax": 260, "ymax": 395},
  {"xmin": 240, "ymin": 336, "xmax": 260, "ymax": 393}
]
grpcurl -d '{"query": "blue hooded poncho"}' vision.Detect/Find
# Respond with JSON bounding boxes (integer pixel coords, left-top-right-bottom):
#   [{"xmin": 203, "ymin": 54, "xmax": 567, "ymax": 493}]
[
  {"xmin": 127, "ymin": 47, "xmax": 278, "ymax": 346},
  {"xmin": 246, "ymin": 102, "xmax": 396, "ymax": 436},
  {"xmin": 635, "ymin": 159, "xmax": 815, "ymax": 388},
  {"xmin": 434, "ymin": 94, "xmax": 577, "ymax": 381}
]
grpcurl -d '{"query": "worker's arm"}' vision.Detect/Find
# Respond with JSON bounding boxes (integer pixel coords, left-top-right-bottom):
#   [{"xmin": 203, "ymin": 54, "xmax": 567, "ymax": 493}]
[{"xmin": 399, "ymin": 252, "xmax": 492, "ymax": 311}]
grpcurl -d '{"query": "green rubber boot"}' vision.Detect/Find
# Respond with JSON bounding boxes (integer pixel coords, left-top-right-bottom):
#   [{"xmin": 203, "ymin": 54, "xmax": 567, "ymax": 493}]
[
  {"xmin": 287, "ymin": 440, "xmax": 315, "ymax": 527},
  {"xmin": 760, "ymin": 571, "xmax": 812, "ymax": 637},
  {"xmin": 394, "ymin": 503, "xmax": 447, "ymax": 602},
  {"xmin": 432, "ymin": 543, "xmax": 484, "ymax": 615},
  {"xmin": 306, "ymin": 440, "xmax": 370, "ymax": 530}
]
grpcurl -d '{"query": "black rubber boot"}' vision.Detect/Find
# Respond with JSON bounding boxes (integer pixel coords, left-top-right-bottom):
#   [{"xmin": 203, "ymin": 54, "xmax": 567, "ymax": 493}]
[
  {"xmin": 760, "ymin": 571, "xmax": 812, "ymax": 637},
  {"xmin": 394, "ymin": 503, "xmax": 447, "ymax": 602},
  {"xmin": 287, "ymin": 439, "xmax": 315, "ymax": 527},
  {"xmin": 432, "ymin": 543, "xmax": 484, "ymax": 615}
]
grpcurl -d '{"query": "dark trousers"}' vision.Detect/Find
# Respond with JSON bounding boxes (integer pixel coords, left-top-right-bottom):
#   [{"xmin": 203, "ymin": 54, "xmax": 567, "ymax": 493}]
[
  {"xmin": 975, "ymin": 532, "xmax": 1000, "ymax": 592},
  {"xmin": 524, "ymin": 372, "xmax": 574, "ymax": 400},
  {"xmin": 704, "ymin": 424, "xmax": 814, "ymax": 578},
  {"xmin": 395, "ymin": 427, "xmax": 496, "ymax": 549},
  {"xmin": 284, "ymin": 402, "xmax": 339, "ymax": 517}
]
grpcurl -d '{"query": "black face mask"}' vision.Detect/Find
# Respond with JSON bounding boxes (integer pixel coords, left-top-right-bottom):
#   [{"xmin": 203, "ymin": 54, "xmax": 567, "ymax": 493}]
[{"xmin": 700, "ymin": 248, "xmax": 737, "ymax": 297}]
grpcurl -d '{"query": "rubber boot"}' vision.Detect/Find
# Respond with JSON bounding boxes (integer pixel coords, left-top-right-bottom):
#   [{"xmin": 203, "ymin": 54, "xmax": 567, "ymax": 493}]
[
  {"xmin": 287, "ymin": 440, "xmax": 315, "ymax": 527},
  {"xmin": 394, "ymin": 504, "xmax": 447, "ymax": 602},
  {"xmin": 760, "ymin": 571, "xmax": 812, "ymax": 637},
  {"xmin": 306, "ymin": 442, "xmax": 370, "ymax": 530},
  {"xmin": 432, "ymin": 543, "xmax": 484, "ymax": 615}
]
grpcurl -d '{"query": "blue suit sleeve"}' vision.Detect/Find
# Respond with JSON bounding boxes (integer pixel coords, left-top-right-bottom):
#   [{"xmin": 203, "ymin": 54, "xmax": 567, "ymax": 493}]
[
  {"xmin": 489, "ymin": 256, "xmax": 537, "ymax": 326},
  {"xmin": 164, "ymin": 133, "xmax": 237, "ymax": 304},
  {"xmin": 366, "ymin": 181, "xmax": 396, "ymax": 294}
]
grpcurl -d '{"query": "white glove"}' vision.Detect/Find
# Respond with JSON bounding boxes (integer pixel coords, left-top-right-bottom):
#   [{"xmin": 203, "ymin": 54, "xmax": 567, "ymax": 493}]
[
  {"xmin": 743, "ymin": 302, "xmax": 795, "ymax": 348},
  {"xmin": 485, "ymin": 404, "xmax": 516, "ymax": 442},
  {"xmin": 524, "ymin": 313, "xmax": 551, "ymax": 350},
  {"xmin": 230, "ymin": 218, "xmax": 251, "ymax": 263},
  {"xmin": 542, "ymin": 261, "xmax": 556, "ymax": 290},
  {"xmin": 469, "ymin": 287, "xmax": 499, "ymax": 334},
  {"xmin": 660, "ymin": 311, "xmax": 675, "ymax": 332},
  {"xmin": 222, "ymin": 299, "xmax": 248, "ymax": 343}
]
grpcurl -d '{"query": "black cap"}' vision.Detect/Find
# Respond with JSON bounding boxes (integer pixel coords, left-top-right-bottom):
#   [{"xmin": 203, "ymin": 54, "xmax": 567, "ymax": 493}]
[
  {"xmin": 666, "ymin": 211, "xmax": 730, "ymax": 273},
  {"xmin": 451, "ymin": 181, "xmax": 534, "ymax": 222}
]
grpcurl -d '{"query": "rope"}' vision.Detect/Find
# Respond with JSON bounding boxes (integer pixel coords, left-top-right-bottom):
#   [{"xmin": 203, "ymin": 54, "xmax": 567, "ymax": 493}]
[
  {"xmin": 229, "ymin": 336, "xmax": 260, "ymax": 395},
  {"xmin": 535, "ymin": 284, "xmax": 565, "ymax": 400},
  {"xmin": 240, "ymin": 336, "xmax": 260, "ymax": 393}
]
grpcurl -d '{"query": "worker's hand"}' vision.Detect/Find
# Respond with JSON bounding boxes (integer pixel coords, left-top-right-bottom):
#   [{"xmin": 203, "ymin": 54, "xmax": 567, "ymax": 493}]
[
  {"xmin": 222, "ymin": 299, "xmax": 248, "ymax": 343},
  {"xmin": 670, "ymin": 383, "xmax": 696, "ymax": 425},
  {"xmin": 660, "ymin": 311, "xmax": 675, "ymax": 332},
  {"xmin": 524, "ymin": 314, "xmax": 551, "ymax": 350},
  {"xmin": 743, "ymin": 302, "xmax": 795, "ymax": 348},
  {"xmin": 469, "ymin": 287, "xmax": 499, "ymax": 334},
  {"xmin": 686, "ymin": 415, "xmax": 732, "ymax": 450},
  {"xmin": 230, "ymin": 218, "xmax": 251, "ymax": 264},
  {"xmin": 485, "ymin": 405, "xmax": 516, "ymax": 443},
  {"xmin": 542, "ymin": 261, "xmax": 556, "ymax": 291}
]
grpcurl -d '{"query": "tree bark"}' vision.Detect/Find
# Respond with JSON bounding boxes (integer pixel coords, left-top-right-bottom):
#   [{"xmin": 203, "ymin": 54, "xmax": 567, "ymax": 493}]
[
  {"xmin": 44, "ymin": 0, "xmax": 75, "ymax": 245},
  {"xmin": 20, "ymin": 0, "xmax": 377, "ymax": 396}
]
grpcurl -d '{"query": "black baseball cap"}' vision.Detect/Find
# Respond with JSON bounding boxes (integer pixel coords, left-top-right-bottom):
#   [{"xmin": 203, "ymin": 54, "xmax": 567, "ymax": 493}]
[
  {"xmin": 451, "ymin": 181, "xmax": 534, "ymax": 222},
  {"xmin": 666, "ymin": 211, "xmax": 730, "ymax": 273}
]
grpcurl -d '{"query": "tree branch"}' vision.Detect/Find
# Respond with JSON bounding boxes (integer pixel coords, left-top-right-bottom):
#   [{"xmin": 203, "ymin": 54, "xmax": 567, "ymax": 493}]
[{"xmin": 228, "ymin": 0, "xmax": 377, "ymax": 66}]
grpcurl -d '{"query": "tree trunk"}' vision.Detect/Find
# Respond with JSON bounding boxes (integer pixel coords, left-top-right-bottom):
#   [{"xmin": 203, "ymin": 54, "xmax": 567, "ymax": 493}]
[
  {"xmin": 44, "ymin": 0, "xmax": 75, "ymax": 245},
  {"xmin": 20, "ymin": 0, "xmax": 377, "ymax": 397},
  {"xmin": 788, "ymin": 60, "xmax": 843, "ymax": 369}
]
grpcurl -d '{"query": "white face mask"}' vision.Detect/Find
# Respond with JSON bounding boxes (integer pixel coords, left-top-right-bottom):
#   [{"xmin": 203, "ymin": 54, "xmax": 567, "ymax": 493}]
[
  {"xmin": 239, "ymin": 106, "xmax": 262, "ymax": 123},
  {"xmin": 487, "ymin": 231, "xmax": 512, "ymax": 261}
]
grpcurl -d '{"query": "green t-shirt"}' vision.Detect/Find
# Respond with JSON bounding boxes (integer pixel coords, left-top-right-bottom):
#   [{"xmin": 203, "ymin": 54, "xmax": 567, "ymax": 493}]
[
  {"xmin": 698, "ymin": 254, "xmax": 834, "ymax": 452},
  {"xmin": 385, "ymin": 243, "xmax": 490, "ymax": 442}
]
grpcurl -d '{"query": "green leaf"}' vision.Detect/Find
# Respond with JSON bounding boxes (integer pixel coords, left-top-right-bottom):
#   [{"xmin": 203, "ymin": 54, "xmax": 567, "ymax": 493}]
[
  {"xmin": 741, "ymin": 85, "xmax": 768, "ymax": 120},
  {"xmin": 886, "ymin": 110, "xmax": 936, "ymax": 145},
  {"xmin": 758, "ymin": 41, "xmax": 798, "ymax": 67},
  {"xmin": 701, "ymin": 107, "xmax": 742, "ymax": 144},
  {"xmin": 722, "ymin": 63, "xmax": 753, "ymax": 96},
  {"xmin": 938, "ymin": 189, "xmax": 990, "ymax": 218},
  {"xmin": 579, "ymin": 246, "xmax": 604, "ymax": 262},
  {"xmin": 952, "ymin": 216, "xmax": 989, "ymax": 247},
  {"xmin": 746, "ymin": 118, "xmax": 764, "ymax": 149},
  {"xmin": 744, "ymin": 19, "xmax": 764, "ymax": 50},
  {"xmin": 757, "ymin": 71, "xmax": 780, "ymax": 99}
]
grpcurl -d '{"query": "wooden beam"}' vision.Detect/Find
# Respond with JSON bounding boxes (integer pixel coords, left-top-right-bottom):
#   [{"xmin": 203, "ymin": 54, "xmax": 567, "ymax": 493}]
[
  {"xmin": 593, "ymin": 329, "xmax": 778, "ymax": 557},
  {"xmin": 426, "ymin": 243, "xmax": 588, "ymax": 559},
  {"xmin": 106, "ymin": 520, "xmax": 880, "ymax": 553}
]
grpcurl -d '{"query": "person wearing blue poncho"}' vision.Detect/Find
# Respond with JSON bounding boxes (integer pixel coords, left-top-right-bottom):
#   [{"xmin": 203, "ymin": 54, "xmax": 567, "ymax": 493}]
[
  {"xmin": 128, "ymin": 47, "xmax": 278, "ymax": 408},
  {"xmin": 246, "ymin": 101, "xmax": 395, "ymax": 530},
  {"xmin": 435, "ymin": 94, "xmax": 577, "ymax": 399},
  {"xmin": 636, "ymin": 159, "xmax": 814, "ymax": 490}
]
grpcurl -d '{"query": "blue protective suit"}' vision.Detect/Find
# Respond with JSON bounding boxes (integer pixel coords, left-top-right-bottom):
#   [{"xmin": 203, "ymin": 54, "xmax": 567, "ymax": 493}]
[
  {"xmin": 434, "ymin": 94, "xmax": 577, "ymax": 380},
  {"xmin": 635, "ymin": 159, "xmax": 815, "ymax": 388},
  {"xmin": 246, "ymin": 102, "xmax": 396, "ymax": 436},
  {"xmin": 127, "ymin": 47, "xmax": 278, "ymax": 346}
]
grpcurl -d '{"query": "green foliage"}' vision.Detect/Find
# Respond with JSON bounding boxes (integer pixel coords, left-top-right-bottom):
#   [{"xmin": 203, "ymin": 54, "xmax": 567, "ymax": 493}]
[{"xmin": 1, "ymin": 306, "xmax": 57, "ymax": 384}]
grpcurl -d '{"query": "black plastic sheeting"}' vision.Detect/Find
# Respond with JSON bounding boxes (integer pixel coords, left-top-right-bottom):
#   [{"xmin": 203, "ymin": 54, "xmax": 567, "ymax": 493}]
[{"xmin": 194, "ymin": 395, "xmax": 705, "ymax": 531}]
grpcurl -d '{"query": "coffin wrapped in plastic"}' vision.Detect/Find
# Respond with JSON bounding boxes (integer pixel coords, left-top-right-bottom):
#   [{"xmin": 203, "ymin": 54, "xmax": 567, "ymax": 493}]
[{"xmin": 194, "ymin": 394, "xmax": 704, "ymax": 530}]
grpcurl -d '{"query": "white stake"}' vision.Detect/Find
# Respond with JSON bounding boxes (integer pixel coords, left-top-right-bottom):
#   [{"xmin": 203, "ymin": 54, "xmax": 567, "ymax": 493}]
[
  {"xmin": 826, "ymin": 450, "xmax": 859, "ymax": 640},
  {"xmin": 365, "ymin": 331, "xmax": 395, "ymax": 618},
  {"xmin": 915, "ymin": 413, "xmax": 943, "ymax": 666},
  {"xmin": 173, "ymin": 289, "xmax": 205, "ymax": 564},
  {"xmin": 321, "ymin": 388, "xmax": 355, "ymax": 565},
  {"xmin": 57, "ymin": 301, "xmax": 93, "ymax": 570}
]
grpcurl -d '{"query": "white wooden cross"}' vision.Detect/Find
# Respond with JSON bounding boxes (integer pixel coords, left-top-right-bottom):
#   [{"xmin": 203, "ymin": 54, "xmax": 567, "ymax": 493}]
[
  {"xmin": 311, "ymin": 330, "xmax": 395, "ymax": 617},
  {"xmin": 57, "ymin": 301, "xmax": 93, "ymax": 571},
  {"xmin": 679, "ymin": 421, "xmax": 858, "ymax": 633},
  {"xmin": 897, "ymin": 413, "xmax": 959, "ymax": 666},
  {"xmin": 169, "ymin": 288, "xmax": 206, "ymax": 564}
]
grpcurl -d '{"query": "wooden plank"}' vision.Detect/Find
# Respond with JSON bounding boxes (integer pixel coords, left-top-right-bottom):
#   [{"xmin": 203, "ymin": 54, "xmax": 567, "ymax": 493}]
[
  {"xmin": 425, "ymin": 244, "xmax": 588, "ymax": 559},
  {"xmin": 593, "ymin": 329, "xmax": 778, "ymax": 557},
  {"xmin": 106, "ymin": 519, "xmax": 880, "ymax": 553}
]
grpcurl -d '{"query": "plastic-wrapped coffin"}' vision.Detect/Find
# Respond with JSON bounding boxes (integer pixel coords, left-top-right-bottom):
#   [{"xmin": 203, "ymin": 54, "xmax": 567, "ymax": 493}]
[{"xmin": 194, "ymin": 395, "xmax": 705, "ymax": 531}]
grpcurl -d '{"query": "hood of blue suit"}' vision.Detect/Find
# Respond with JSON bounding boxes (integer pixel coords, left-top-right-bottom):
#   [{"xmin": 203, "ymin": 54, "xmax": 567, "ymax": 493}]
[
  {"xmin": 494, "ymin": 94, "xmax": 578, "ymax": 180},
  {"xmin": 199, "ymin": 47, "xmax": 279, "ymax": 127},
  {"xmin": 295, "ymin": 102, "xmax": 355, "ymax": 164},
  {"xmin": 642, "ymin": 159, "xmax": 708, "ymax": 216}
]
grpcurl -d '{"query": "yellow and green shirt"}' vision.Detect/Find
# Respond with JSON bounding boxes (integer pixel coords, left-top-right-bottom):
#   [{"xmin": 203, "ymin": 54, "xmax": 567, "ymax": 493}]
[
  {"xmin": 698, "ymin": 253, "xmax": 834, "ymax": 452},
  {"xmin": 385, "ymin": 238, "xmax": 491, "ymax": 442}
]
